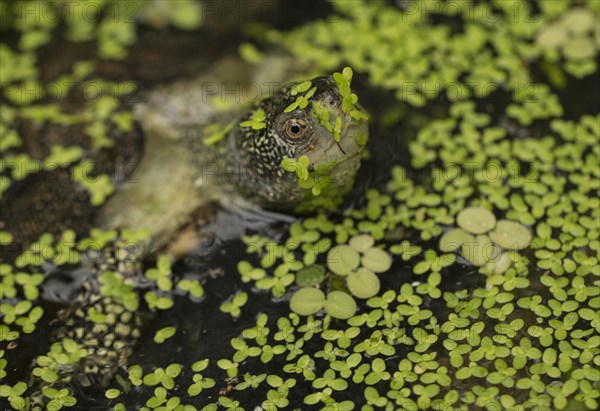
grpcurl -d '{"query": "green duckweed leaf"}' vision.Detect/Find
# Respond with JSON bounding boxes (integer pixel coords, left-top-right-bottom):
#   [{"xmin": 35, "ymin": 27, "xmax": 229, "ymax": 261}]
[
  {"xmin": 491, "ymin": 252, "xmax": 512, "ymax": 275},
  {"xmin": 489, "ymin": 220, "xmax": 532, "ymax": 250},
  {"xmin": 439, "ymin": 229, "xmax": 474, "ymax": 253},
  {"xmin": 105, "ymin": 388, "xmax": 120, "ymax": 399},
  {"xmin": 461, "ymin": 235, "xmax": 494, "ymax": 266},
  {"xmin": 456, "ymin": 207, "xmax": 497, "ymax": 234},
  {"xmin": 290, "ymin": 287, "xmax": 325, "ymax": 316},
  {"xmin": 296, "ymin": 265, "xmax": 326, "ymax": 287},
  {"xmin": 361, "ymin": 247, "xmax": 392, "ymax": 273},
  {"xmin": 347, "ymin": 268, "xmax": 380, "ymax": 299},
  {"xmin": 349, "ymin": 234, "xmax": 374, "ymax": 252},
  {"xmin": 154, "ymin": 326, "xmax": 176, "ymax": 344},
  {"xmin": 327, "ymin": 245, "xmax": 360, "ymax": 276},
  {"xmin": 324, "ymin": 291, "xmax": 357, "ymax": 319}
]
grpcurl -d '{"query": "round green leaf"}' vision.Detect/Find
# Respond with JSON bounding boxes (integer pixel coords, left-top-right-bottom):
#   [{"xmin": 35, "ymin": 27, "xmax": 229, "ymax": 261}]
[
  {"xmin": 562, "ymin": 8, "xmax": 596, "ymax": 33},
  {"xmin": 489, "ymin": 220, "xmax": 532, "ymax": 250},
  {"xmin": 296, "ymin": 265, "xmax": 326, "ymax": 287},
  {"xmin": 361, "ymin": 248, "xmax": 392, "ymax": 273},
  {"xmin": 563, "ymin": 36, "xmax": 596, "ymax": 60},
  {"xmin": 537, "ymin": 25, "xmax": 568, "ymax": 49},
  {"xmin": 439, "ymin": 228, "xmax": 474, "ymax": 252},
  {"xmin": 105, "ymin": 389, "xmax": 120, "ymax": 399},
  {"xmin": 327, "ymin": 245, "xmax": 360, "ymax": 276},
  {"xmin": 290, "ymin": 287, "xmax": 325, "ymax": 316},
  {"xmin": 456, "ymin": 207, "xmax": 496, "ymax": 234},
  {"xmin": 324, "ymin": 291, "xmax": 357, "ymax": 319},
  {"xmin": 492, "ymin": 252, "xmax": 512, "ymax": 274},
  {"xmin": 349, "ymin": 235, "xmax": 374, "ymax": 252},
  {"xmin": 347, "ymin": 268, "xmax": 380, "ymax": 299},
  {"xmin": 461, "ymin": 235, "xmax": 494, "ymax": 266}
]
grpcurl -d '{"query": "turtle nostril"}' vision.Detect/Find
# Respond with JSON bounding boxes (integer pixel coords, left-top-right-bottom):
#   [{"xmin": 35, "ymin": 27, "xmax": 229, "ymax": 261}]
[{"xmin": 328, "ymin": 96, "xmax": 339, "ymax": 108}]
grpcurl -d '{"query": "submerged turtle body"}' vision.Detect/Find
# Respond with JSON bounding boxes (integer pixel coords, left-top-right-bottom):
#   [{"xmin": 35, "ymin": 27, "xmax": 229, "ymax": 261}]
[{"xmin": 34, "ymin": 58, "xmax": 369, "ymax": 404}]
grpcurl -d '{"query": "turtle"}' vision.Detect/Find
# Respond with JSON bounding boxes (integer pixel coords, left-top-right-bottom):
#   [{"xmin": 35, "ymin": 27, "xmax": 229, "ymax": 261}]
[
  {"xmin": 96, "ymin": 57, "xmax": 369, "ymax": 256},
  {"xmin": 29, "ymin": 55, "xmax": 370, "ymax": 406}
]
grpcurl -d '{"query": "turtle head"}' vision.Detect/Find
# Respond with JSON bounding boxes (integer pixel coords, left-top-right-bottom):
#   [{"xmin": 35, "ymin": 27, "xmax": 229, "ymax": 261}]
[{"xmin": 233, "ymin": 69, "xmax": 369, "ymax": 213}]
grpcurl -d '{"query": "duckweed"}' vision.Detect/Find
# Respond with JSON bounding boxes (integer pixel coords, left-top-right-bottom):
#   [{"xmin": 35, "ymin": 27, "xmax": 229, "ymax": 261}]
[
  {"xmin": 219, "ymin": 292, "xmax": 248, "ymax": 318},
  {"xmin": 239, "ymin": 108, "xmax": 267, "ymax": 130},
  {"xmin": 440, "ymin": 205, "xmax": 533, "ymax": 273},
  {"xmin": 323, "ymin": 291, "xmax": 357, "ymax": 320},
  {"xmin": 2, "ymin": 0, "xmax": 600, "ymax": 410},
  {"xmin": 346, "ymin": 269, "xmax": 380, "ymax": 300},
  {"xmin": 462, "ymin": 234, "xmax": 495, "ymax": 267},
  {"xmin": 439, "ymin": 229, "xmax": 474, "ymax": 253},
  {"xmin": 489, "ymin": 220, "xmax": 533, "ymax": 250},
  {"xmin": 361, "ymin": 247, "xmax": 392, "ymax": 273},
  {"xmin": 284, "ymin": 84, "xmax": 317, "ymax": 113},
  {"xmin": 153, "ymin": 327, "xmax": 176, "ymax": 344},
  {"xmin": 0, "ymin": 0, "xmax": 200, "ymax": 205},
  {"xmin": 295, "ymin": 265, "xmax": 326, "ymax": 287},
  {"xmin": 280, "ymin": 155, "xmax": 310, "ymax": 181},
  {"xmin": 327, "ymin": 245, "xmax": 360, "ymax": 276},
  {"xmin": 290, "ymin": 287, "xmax": 325, "ymax": 316},
  {"xmin": 456, "ymin": 207, "xmax": 497, "ymax": 234},
  {"xmin": 104, "ymin": 388, "xmax": 120, "ymax": 399}
]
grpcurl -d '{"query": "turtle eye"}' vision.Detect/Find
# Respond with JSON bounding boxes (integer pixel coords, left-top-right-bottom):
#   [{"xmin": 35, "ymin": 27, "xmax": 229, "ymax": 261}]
[{"xmin": 284, "ymin": 119, "xmax": 307, "ymax": 140}]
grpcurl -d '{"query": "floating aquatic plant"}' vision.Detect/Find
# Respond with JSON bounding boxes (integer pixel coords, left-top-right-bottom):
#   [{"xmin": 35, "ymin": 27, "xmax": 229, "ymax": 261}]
[
  {"xmin": 323, "ymin": 291, "xmax": 357, "ymax": 320},
  {"xmin": 220, "ymin": 291, "xmax": 249, "ymax": 318},
  {"xmin": 239, "ymin": 108, "xmax": 267, "ymax": 130},
  {"xmin": 287, "ymin": 234, "xmax": 392, "ymax": 317},
  {"xmin": 153, "ymin": 327, "xmax": 176, "ymax": 344},
  {"xmin": 290, "ymin": 287, "xmax": 325, "ymax": 316},
  {"xmin": 2, "ymin": 0, "xmax": 600, "ymax": 410},
  {"xmin": 280, "ymin": 155, "xmax": 310, "ymax": 182}
]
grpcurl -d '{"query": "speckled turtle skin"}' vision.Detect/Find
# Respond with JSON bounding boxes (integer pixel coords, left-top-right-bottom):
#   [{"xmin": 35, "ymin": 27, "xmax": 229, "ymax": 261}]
[
  {"xmin": 30, "ymin": 240, "xmax": 145, "ymax": 408},
  {"xmin": 52, "ymin": 245, "xmax": 143, "ymax": 387},
  {"xmin": 230, "ymin": 76, "xmax": 366, "ymax": 211}
]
